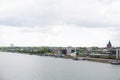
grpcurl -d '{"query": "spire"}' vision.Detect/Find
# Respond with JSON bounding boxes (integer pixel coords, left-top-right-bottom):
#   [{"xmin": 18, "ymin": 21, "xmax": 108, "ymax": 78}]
[{"xmin": 107, "ymin": 40, "xmax": 112, "ymax": 49}]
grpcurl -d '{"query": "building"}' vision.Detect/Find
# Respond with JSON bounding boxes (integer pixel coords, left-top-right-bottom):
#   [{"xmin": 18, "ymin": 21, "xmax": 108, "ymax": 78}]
[
  {"xmin": 66, "ymin": 46, "xmax": 72, "ymax": 55},
  {"xmin": 116, "ymin": 48, "xmax": 120, "ymax": 59},
  {"xmin": 107, "ymin": 40, "xmax": 112, "ymax": 49},
  {"xmin": 66, "ymin": 47, "xmax": 77, "ymax": 56}
]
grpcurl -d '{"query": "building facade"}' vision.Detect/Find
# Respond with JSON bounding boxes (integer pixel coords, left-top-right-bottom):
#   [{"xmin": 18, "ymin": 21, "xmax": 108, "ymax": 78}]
[
  {"xmin": 107, "ymin": 40, "xmax": 112, "ymax": 49},
  {"xmin": 116, "ymin": 48, "xmax": 120, "ymax": 59}
]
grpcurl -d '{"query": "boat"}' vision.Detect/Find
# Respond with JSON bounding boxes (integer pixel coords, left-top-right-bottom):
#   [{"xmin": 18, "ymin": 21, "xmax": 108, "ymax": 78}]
[
  {"xmin": 111, "ymin": 61, "xmax": 120, "ymax": 65},
  {"xmin": 73, "ymin": 57, "xmax": 79, "ymax": 60},
  {"xmin": 73, "ymin": 57, "xmax": 86, "ymax": 60}
]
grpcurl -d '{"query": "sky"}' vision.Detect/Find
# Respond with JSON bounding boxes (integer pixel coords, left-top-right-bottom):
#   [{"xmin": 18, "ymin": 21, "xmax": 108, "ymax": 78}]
[{"xmin": 0, "ymin": 0, "xmax": 120, "ymax": 47}]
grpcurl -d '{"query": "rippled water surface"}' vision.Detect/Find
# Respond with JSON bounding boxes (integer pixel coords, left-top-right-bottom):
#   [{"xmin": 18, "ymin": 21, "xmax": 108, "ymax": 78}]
[{"xmin": 0, "ymin": 52, "xmax": 120, "ymax": 80}]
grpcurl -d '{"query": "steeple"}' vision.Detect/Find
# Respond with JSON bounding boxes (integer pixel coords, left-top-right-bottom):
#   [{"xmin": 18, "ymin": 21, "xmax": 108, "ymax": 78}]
[{"xmin": 107, "ymin": 40, "xmax": 112, "ymax": 49}]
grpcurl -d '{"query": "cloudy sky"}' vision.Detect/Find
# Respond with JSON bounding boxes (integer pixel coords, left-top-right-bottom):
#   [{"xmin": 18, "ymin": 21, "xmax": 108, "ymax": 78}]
[{"xmin": 0, "ymin": 0, "xmax": 120, "ymax": 47}]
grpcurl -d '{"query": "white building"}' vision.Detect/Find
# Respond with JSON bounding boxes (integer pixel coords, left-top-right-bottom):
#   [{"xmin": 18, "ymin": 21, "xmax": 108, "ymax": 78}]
[
  {"xmin": 66, "ymin": 47, "xmax": 77, "ymax": 56},
  {"xmin": 66, "ymin": 46, "xmax": 72, "ymax": 55},
  {"xmin": 116, "ymin": 48, "xmax": 120, "ymax": 59}
]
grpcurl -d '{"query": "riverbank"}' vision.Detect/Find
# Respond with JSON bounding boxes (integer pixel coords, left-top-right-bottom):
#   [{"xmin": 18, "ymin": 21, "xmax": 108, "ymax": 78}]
[
  {"xmin": 82, "ymin": 57, "xmax": 120, "ymax": 63},
  {"xmin": 46, "ymin": 53, "xmax": 120, "ymax": 64},
  {"xmin": 1, "ymin": 51, "xmax": 120, "ymax": 64},
  {"xmin": 51, "ymin": 55, "xmax": 120, "ymax": 64}
]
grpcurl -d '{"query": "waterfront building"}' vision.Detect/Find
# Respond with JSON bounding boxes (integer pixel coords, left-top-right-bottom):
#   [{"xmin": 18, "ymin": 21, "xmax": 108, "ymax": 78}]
[
  {"xmin": 66, "ymin": 46, "xmax": 77, "ymax": 56},
  {"xmin": 66, "ymin": 46, "xmax": 72, "ymax": 55},
  {"xmin": 107, "ymin": 40, "xmax": 112, "ymax": 49},
  {"xmin": 116, "ymin": 48, "xmax": 120, "ymax": 59}
]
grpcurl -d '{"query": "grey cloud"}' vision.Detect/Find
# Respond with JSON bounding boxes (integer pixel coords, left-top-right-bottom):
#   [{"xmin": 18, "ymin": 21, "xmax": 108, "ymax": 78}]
[
  {"xmin": 0, "ymin": 0, "xmax": 120, "ymax": 28},
  {"xmin": 0, "ymin": 0, "xmax": 62, "ymax": 27}
]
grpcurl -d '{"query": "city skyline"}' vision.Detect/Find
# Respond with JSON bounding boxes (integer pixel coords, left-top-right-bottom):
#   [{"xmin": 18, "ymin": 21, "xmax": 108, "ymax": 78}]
[{"xmin": 0, "ymin": 0, "xmax": 120, "ymax": 47}]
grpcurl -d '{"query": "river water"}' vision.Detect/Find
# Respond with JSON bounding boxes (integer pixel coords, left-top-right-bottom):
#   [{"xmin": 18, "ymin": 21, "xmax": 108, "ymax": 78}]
[{"xmin": 0, "ymin": 52, "xmax": 120, "ymax": 80}]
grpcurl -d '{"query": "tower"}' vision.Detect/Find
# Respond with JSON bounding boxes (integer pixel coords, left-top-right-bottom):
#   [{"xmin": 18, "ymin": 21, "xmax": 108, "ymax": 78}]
[{"xmin": 107, "ymin": 40, "xmax": 112, "ymax": 49}]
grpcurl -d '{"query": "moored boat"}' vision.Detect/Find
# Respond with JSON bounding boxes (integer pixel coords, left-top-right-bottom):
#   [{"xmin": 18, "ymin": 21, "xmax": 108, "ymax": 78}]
[
  {"xmin": 111, "ymin": 61, "xmax": 120, "ymax": 65},
  {"xmin": 73, "ymin": 57, "xmax": 85, "ymax": 60}
]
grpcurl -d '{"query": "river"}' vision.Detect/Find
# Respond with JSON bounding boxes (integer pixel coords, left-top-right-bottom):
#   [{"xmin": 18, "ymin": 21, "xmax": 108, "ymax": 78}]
[{"xmin": 0, "ymin": 52, "xmax": 120, "ymax": 80}]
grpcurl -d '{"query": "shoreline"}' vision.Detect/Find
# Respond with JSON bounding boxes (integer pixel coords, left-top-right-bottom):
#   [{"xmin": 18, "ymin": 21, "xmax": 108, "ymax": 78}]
[
  {"xmin": 1, "ymin": 51, "xmax": 120, "ymax": 64},
  {"xmin": 53, "ymin": 56, "xmax": 120, "ymax": 64},
  {"xmin": 49, "ymin": 54, "xmax": 120, "ymax": 64},
  {"xmin": 82, "ymin": 57, "xmax": 120, "ymax": 63}
]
